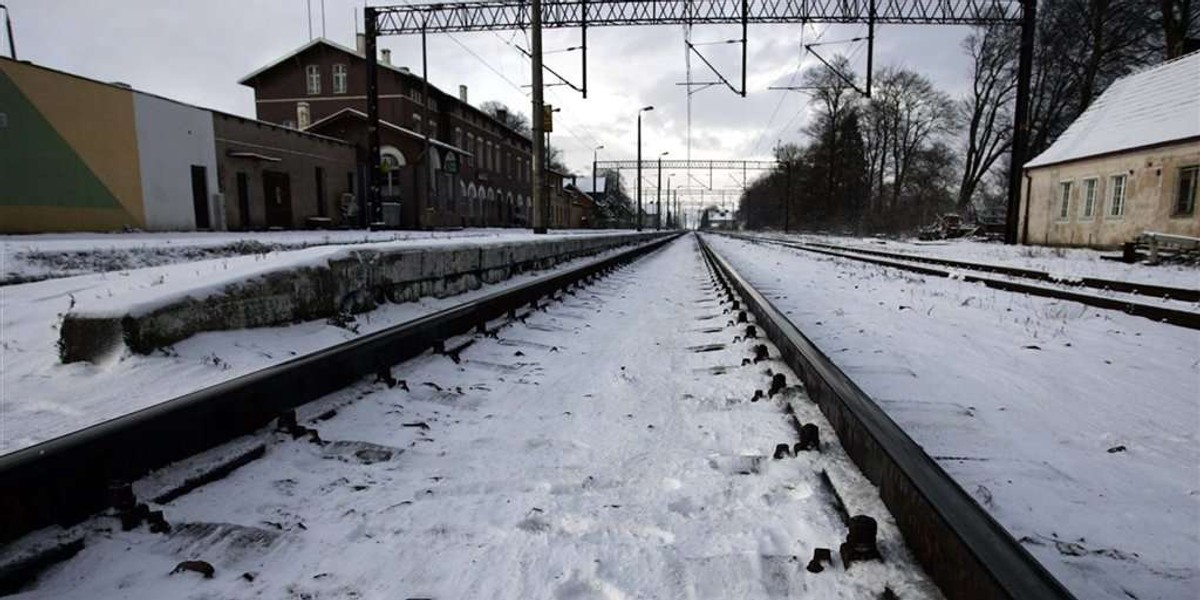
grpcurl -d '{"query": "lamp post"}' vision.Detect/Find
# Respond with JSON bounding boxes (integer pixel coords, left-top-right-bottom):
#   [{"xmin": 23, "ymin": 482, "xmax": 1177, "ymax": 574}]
[
  {"xmin": 656, "ymin": 151, "xmax": 668, "ymax": 231},
  {"xmin": 592, "ymin": 144, "xmax": 604, "ymax": 197},
  {"xmin": 636, "ymin": 106, "xmax": 653, "ymax": 231},
  {"xmin": 664, "ymin": 173, "xmax": 674, "ymax": 229}
]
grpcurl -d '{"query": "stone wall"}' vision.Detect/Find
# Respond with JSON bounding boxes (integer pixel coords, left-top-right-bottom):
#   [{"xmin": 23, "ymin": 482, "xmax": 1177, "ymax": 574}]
[{"xmin": 60, "ymin": 233, "xmax": 667, "ymax": 363}]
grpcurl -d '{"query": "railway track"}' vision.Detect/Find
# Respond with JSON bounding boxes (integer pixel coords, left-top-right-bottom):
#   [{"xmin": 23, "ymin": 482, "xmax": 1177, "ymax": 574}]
[
  {"xmin": 725, "ymin": 232, "xmax": 1200, "ymax": 329},
  {"xmin": 0, "ymin": 233, "xmax": 1075, "ymax": 599}
]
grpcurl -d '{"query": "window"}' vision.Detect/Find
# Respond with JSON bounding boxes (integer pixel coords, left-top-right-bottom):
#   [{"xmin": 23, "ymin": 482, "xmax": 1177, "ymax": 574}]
[
  {"xmin": 455, "ymin": 127, "xmax": 463, "ymax": 149},
  {"xmin": 486, "ymin": 142, "xmax": 493, "ymax": 171},
  {"xmin": 1058, "ymin": 181, "xmax": 1072, "ymax": 220},
  {"xmin": 466, "ymin": 133, "xmax": 474, "ymax": 165},
  {"xmin": 1080, "ymin": 178, "xmax": 1098, "ymax": 219},
  {"xmin": 305, "ymin": 65, "xmax": 321, "ymax": 95},
  {"xmin": 1109, "ymin": 174, "xmax": 1127, "ymax": 217},
  {"xmin": 1174, "ymin": 166, "xmax": 1198, "ymax": 216},
  {"xmin": 332, "ymin": 64, "xmax": 347, "ymax": 94},
  {"xmin": 413, "ymin": 113, "xmax": 422, "ymax": 135}
]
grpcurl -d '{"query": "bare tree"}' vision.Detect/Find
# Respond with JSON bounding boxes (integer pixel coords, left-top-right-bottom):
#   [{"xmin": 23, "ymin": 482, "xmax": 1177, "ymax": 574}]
[
  {"xmin": 957, "ymin": 24, "xmax": 1018, "ymax": 210},
  {"xmin": 867, "ymin": 67, "xmax": 958, "ymax": 213},
  {"xmin": 479, "ymin": 100, "xmax": 531, "ymax": 136},
  {"xmin": 1160, "ymin": 0, "xmax": 1198, "ymax": 58}
]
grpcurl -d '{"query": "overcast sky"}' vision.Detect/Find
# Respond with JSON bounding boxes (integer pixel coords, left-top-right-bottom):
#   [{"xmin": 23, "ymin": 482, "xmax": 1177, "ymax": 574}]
[{"xmin": 7, "ymin": 0, "xmax": 976, "ymax": 210}]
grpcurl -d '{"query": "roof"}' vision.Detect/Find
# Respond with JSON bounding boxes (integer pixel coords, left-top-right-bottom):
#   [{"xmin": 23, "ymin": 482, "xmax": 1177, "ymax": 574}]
[
  {"xmin": 1025, "ymin": 51, "xmax": 1200, "ymax": 169},
  {"xmin": 238, "ymin": 37, "xmax": 531, "ymax": 143},
  {"xmin": 238, "ymin": 37, "xmax": 417, "ymax": 85},
  {"xmin": 305, "ymin": 107, "xmax": 471, "ymax": 155}
]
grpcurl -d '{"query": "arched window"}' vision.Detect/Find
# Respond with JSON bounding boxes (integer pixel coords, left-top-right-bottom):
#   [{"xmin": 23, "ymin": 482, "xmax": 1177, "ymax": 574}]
[{"xmin": 380, "ymin": 146, "xmax": 406, "ymax": 198}]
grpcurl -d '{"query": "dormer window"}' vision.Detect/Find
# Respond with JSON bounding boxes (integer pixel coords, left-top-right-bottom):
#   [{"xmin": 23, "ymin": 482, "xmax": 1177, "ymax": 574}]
[
  {"xmin": 305, "ymin": 65, "xmax": 321, "ymax": 95},
  {"xmin": 332, "ymin": 64, "xmax": 347, "ymax": 94}
]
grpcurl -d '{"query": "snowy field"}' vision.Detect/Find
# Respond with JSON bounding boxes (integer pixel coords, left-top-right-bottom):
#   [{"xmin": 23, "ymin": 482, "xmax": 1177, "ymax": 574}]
[
  {"xmin": 772, "ymin": 232, "xmax": 1200, "ymax": 290},
  {"xmin": 11, "ymin": 236, "xmax": 939, "ymax": 599},
  {"xmin": 0, "ymin": 232, "xmax": 633, "ymax": 455},
  {"xmin": 705, "ymin": 234, "xmax": 1200, "ymax": 600},
  {"xmin": 0, "ymin": 229, "xmax": 616, "ymax": 284}
]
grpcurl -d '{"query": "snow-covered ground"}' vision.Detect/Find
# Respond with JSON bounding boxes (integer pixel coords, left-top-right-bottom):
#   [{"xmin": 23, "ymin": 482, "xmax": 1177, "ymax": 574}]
[
  {"xmin": 774, "ymin": 232, "xmax": 1199, "ymax": 290},
  {"xmin": 10, "ymin": 236, "xmax": 939, "ymax": 599},
  {"xmin": 705, "ymin": 234, "xmax": 1200, "ymax": 600},
  {"xmin": 0, "ymin": 229, "xmax": 614, "ymax": 284},
  {"xmin": 0, "ymin": 232, "xmax": 633, "ymax": 455}
]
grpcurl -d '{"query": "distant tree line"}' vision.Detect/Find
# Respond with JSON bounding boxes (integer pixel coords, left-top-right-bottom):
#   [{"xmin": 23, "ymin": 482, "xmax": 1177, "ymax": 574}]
[{"xmin": 739, "ymin": 0, "xmax": 1198, "ymax": 234}]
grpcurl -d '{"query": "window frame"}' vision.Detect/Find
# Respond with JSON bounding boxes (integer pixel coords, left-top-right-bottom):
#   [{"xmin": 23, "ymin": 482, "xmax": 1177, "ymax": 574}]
[
  {"xmin": 305, "ymin": 65, "xmax": 321, "ymax": 95},
  {"xmin": 1079, "ymin": 177, "xmax": 1098, "ymax": 220},
  {"xmin": 1172, "ymin": 165, "xmax": 1198, "ymax": 217},
  {"xmin": 332, "ymin": 64, "xmax": 348, "ymax": 94},
  {"xmin": 1056, "ymin": 180, "xmax": 1072, "ymax": 222},
  {"xmin": 1108, "ymin": 173, "xmax": 1127, "ymax": 218}
]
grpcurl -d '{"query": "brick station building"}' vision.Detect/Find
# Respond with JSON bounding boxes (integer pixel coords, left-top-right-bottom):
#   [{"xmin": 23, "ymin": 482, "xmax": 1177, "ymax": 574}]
[{"xmin": 239, "ymin": 36, "xmax": 535, "ymax": 229}]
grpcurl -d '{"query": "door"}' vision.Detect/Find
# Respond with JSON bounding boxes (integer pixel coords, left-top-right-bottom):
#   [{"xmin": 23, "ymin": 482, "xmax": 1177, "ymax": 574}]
[
  {"xmin": 236, "ymin": 172, "xmax": 251, "ymax": 229},
  {"xmin": 190, "ymin": 165, "xmax": 210, "ymax": 229},
  {"xmin": 262, "ymin": 170, "xmax": 293, "ymax": 229}
]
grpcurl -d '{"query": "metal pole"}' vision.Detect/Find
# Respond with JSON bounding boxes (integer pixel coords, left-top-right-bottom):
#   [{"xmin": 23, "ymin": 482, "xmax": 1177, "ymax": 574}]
[
  {"xmin": 656, "ymin": 155, "xmax": 662, "ymax": 231},
  {"xmin": 637, "ymin": 111, "xmax": 643, "ymax": 231},
  {"xmin": 364, "ymin": 7, "xmax": 380, "ymax": 228},
  {"xmin": 740, "ymin": 0, "xmax": 748, "ymax": 97},
  {"xmin": 1006, "ymin": 0, "xmax": 1037, "ymax": 244},
  {"xmin": 866, "ymin": 0, "xmax": 875, "ymax": 98},
  {"xmin": 532, "ymin": 0, "xmax": 547, "ymax": 233},
  {"xmin": 581, "ymin": 0, "xmax": 588, "ymax": 98},
  {"xmin": 421, "ymin": 27, "xmax": 434, "ymax": 229},
  {"xmin": 784, "ymin": 159, "xmax": 792, "ymax": 232}
]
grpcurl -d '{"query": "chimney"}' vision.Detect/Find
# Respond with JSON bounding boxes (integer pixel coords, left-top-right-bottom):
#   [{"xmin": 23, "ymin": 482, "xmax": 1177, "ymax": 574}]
[
  {"xmin": 356, "ymin": 33, "xmax": 365, "ymax": 54},
  {"xmin": 381, "ymin": 49, "xmax": 392, "ymax": 66},
  {"xmin": 458, "ymin": 85, "xmax": 468, "ymax": 103},
  {"xmin": 497, "ymin": 108, "xmax": 508, "ymax": 124}
]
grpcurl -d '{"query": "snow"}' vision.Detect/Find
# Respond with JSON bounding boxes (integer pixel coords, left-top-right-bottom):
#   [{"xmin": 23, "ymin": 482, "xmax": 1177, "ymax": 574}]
[
  {"xmin": 779, "ymin": 232, "xmax": 1200, "ymax": 291},
  {"xmin": 9, "ymin": 236, "xmax": 939, "ymax": 599},
  {"xmin": 0, "ymin": 232, "xmax": 633, "ymax": 456},
  {"xmin": 1025, "ymin": 50, "xmax": 1200, "ymax": 168},
  {"xmin": 0, "ymin": 229, "xmax": 604, "ymax": 284},
  {"xmin": 704, "ymin": 233, "xmax": 1200, "ymax": 600}
]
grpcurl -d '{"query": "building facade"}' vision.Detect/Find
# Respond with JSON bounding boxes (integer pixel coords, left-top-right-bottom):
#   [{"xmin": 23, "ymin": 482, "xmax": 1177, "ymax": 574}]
[
  {"xmin": 1, "ymin": 57, "xmax": 220, "ymax": 233},
  {"xmin": 1, "ymin": 56, "xmax": 367, "ymax": 234},
  {"xmin": 214, "ymin": 113, "xmax": 357, "ymax": 230},
  {"xmin": 1020, "ymin": 52, "xmax": 1200, "ymax": 248},
  {"xmin": 239, "ymin": 37, "xmax": 534, "ymax": 229}
]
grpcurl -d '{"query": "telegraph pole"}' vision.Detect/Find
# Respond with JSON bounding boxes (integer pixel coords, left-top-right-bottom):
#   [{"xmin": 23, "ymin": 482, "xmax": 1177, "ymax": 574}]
[{"xmin": 531, "ymin": 0, "xmax": 547, "ymax": 233}]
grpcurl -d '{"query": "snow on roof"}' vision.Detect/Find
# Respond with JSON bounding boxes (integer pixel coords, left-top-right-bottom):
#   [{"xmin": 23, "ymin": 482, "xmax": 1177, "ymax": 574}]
[{"xmin": 1025, "ymin": 51, "xmax": 1200, "ymax": 169}]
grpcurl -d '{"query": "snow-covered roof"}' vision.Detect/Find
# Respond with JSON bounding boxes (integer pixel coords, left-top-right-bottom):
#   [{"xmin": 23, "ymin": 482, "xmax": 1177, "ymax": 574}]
[
  {"xmin": 238, "ymin": 38, "xmax": 417, "ymax": 85},
  {"xmin": 1025, "ymin": 51, "xmax": 1200, "ymax": 169}
]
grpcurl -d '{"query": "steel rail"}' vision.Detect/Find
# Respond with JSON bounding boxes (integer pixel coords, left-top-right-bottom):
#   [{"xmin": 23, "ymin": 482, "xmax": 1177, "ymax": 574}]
[
  {"xmin": 795, "ymin": 238, "xmax": 1200, "ymax": 303},
  {"xmin": 696, "ymin": 233, "xmax": 1076, "ymax": 600},
  {"xmin": 727, "ymin": 233, "xmax": 1200, "ymax": 329},
  {"xmin": 0, "ymin": 233, "xmax": 681, "ymax": 544}
]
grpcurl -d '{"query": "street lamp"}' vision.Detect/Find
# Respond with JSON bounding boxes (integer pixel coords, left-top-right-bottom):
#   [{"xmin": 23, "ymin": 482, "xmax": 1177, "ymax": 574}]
[
  {"xmin": 636, "ymin": 106, "xmax": 653, "ymax": 231},
  {"xmin": 592, "ymin": 145, "xmax": 604, "ymax": 197},
  {"xmin": 656, "ymin": 151, "xmax": 669, "ymax": 231}
]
